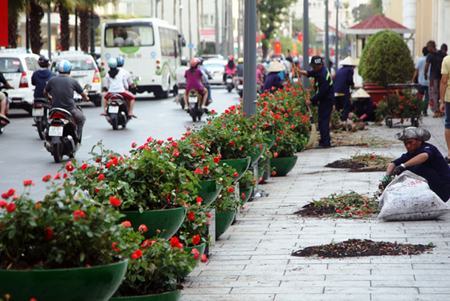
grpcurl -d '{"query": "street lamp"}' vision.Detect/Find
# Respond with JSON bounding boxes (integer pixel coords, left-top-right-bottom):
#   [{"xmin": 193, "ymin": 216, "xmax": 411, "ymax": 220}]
[
  {"xmin": 335, "ymin": 0, "xmax": 339, "ymax": 67},
  {"xmin": 243, "ymin": 0, "xmax": 256, "ymax": 116}
]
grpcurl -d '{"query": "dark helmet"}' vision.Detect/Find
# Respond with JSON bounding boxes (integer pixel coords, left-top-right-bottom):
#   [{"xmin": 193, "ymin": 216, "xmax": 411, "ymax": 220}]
[{"xmin": 38, "ymin": 55, "xmax": 50, "ymax": 68}]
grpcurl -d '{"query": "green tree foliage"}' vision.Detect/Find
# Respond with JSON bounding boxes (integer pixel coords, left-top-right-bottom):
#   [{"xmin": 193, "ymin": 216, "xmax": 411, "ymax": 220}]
[
  {"xmin": 292, "ymin": 17, "xmax": 318, "ymax": 47},
  {"xmin": 258, "ymin": 0, "xmax": 296, "ymax": 58},
  {"xmin": 352, "ymin": 0, "xmax": 383, "ymax": 22},
  {"xmin": 359, "ymin": 30, "xmax": 414, "ymax": 86}
]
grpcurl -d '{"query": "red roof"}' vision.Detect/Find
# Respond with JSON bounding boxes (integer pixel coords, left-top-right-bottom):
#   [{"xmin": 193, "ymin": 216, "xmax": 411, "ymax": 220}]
[{"xmin": 350, "ymin": 14, "xmax": 408, "ymax": 30}]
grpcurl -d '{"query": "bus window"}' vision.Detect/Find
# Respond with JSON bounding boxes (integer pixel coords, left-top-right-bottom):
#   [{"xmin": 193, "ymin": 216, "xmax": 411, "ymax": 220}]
[{"xmin": 105, "ymin": 23, "xmax": 155, "ymax": 47}]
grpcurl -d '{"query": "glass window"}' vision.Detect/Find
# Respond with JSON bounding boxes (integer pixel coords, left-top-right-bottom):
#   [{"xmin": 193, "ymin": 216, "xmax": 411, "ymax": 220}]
[
  {"xmin": 160, "ymin": 28, "xmax": 178, "ymax": 57},
  {"xmin": 68, "ymin": 58, "xmax": 96, "ymax": 71},
  {"xmin": 105, "ymin": 23, "xmax": 154, "ymax": 47},
  {"xmin": 0, "ymin": 58, "xmax": 23, "ymax": 73}
]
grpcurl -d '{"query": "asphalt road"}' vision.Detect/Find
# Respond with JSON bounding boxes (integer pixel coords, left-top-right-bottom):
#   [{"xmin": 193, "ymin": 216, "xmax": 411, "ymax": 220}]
[{"xmin": 0, "ymin": 86, "xmax": 240, "ymax": 196}]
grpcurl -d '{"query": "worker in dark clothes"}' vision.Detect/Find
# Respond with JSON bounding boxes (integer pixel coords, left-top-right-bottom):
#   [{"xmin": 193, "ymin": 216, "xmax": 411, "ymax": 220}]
[
  {"xmin": 300, "ymin": 56, "xmax": 334, "ymax": 148},
  {"xmin": 334, "ymin": 56, "xmax": 356, "ymax": 123},
  {"xmin": 386, "ymin": 127, "xmax": 450, "ymax": 202}
]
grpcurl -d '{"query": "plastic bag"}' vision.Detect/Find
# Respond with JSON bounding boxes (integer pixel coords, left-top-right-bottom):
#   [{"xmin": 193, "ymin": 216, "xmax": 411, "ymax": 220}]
[{"xmin": 378, "ymin": 171, "xmax": 450, "ymax": 221}]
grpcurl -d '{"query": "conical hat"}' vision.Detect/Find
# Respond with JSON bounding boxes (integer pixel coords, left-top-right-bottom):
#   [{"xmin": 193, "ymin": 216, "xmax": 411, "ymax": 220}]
[
  {"xmin": 340, "ymin": 56, "xmax": 358, "ymax": 66},
  {"xmin": 267, "ymin": 61, "xmax": 285, "ymax": 73},
  {"xmin": 352, "ymin": 88, "xmax": 370, "ymax": 99}
]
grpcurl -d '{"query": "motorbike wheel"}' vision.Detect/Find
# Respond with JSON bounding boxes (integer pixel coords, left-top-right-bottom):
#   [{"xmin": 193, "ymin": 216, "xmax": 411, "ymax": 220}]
[
  {"xmin": 110, "ymin": 114, "xmax": 119, "ymax": 130},
  {"xmin": 52, "ymin": 143, "xmax": 63, "ymax": 163},
  {"xmin": 37, "ymin": 121, "xmax": 45, "ymax": 140}
]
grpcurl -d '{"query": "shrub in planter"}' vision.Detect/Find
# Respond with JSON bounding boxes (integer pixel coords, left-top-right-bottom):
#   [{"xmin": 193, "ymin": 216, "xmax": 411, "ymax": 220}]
[
  {"xmin": 375, "ymin": 91, "xmax": 423, "ymax": 120},
  {"xmin": 239, "ymin": 170, "xmax": 256, "ymax": 202},
  {"xmin": 0, "ymin": 179, "xmax": 136, "ymax": 301},
  {"xmin": 359, "ymin": 30, "xmax": 414, "ymax": 87}
]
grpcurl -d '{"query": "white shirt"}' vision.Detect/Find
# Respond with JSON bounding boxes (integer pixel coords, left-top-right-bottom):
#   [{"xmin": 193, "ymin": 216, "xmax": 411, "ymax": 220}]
[
  {"xmin": 119, "ymin": 67, "xmax": 133, "ymax": 86},
  {"xmin": 104, "ymin": 69, "xmax": 129, "ymax": 93}
]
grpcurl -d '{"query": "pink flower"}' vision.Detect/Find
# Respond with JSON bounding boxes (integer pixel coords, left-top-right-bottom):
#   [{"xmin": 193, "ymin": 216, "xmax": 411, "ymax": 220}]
[
  {"xmin": 191, "ymin": 248, "xmax": 200, "ymax": 260},
  {"xmin": 138, "ymin": 224, "xmax": 148, "ymax": 233},
  {"xmin": 121, "ymin": 220, "xmax": 132, "ymax": 228}
]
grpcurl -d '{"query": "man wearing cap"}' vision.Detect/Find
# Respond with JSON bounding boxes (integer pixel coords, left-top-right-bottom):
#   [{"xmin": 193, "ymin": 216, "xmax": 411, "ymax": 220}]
[
  {"xmin": 386, "ymin": 127, "xmax": 450, "ymax": 202},
  {"xmin": 334, "ymin": 57, "xmax": 356, "ymax": 123},
  {"xmin": 300, "ymin": 56, "xmax": 334, "ymax": 148}
]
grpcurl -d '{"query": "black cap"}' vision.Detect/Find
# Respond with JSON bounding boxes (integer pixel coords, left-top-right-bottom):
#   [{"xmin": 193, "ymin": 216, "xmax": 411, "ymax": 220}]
[{"xmin": 310, "ymin": 56, "xmax": 323, "ymax": 66}]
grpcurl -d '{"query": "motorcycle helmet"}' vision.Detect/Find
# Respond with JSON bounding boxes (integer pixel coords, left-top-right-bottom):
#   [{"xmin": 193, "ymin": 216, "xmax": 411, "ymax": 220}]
[
  {"xmin": 237, "ymin": 57, "xmax": 244, "ymax": 64},
  {"xmin": 57, "ymin": 59, "xmax": 72, "ymax": 74},
  {"xmin": 38, "ymin": 55, "xmax": 50, "ymax": 68},
  {"xmin": 108, "ymin": 57, "xmax": 118, "ymax": 69},
  {"xmin": 228, "ymin": 55, "xmax": 234, "ymax": 61},
  {"xmin": 190, "ymin": 58, "xmax": 199, "ymax": 68},
  {"xmin": 116, "ymin": 56, "xmax": 125, "ymax": 67}
]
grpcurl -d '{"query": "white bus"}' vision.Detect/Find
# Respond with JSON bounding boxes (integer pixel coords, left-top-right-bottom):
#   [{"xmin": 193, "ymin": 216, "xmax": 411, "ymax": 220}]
[{"xmin": 101, "ymin": 18, "xmax": 183, "ymax": 98}]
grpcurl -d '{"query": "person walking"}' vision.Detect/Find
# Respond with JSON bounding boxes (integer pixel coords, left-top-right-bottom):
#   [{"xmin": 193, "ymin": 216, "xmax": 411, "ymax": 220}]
[
  {"xmin": 334, "ymin": 56, "xmax": 357, "ymax": 123},
  {"xmin": 412, "ymin": 47, "xmax": 430, "ymax": 116},
  {"xmin": 439, "ymin": 53, "xmax": 450, "ymax": 162},
  {"xmin": 300, "ymin": 56, "xmax": 334, "ymax": 148},
  {"xmin": 425, "ymin": 41, "xmax": 445, "ymax": 117}
]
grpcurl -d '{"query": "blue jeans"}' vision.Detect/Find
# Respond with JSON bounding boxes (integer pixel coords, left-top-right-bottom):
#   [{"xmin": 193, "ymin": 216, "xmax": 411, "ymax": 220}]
[
  {"xmin": 445, "ymin": 103, "xmax": 450, "ymax": 129},
  {"xmin": 418, "ymin": 85, "xmax": 429, "ymax": 115}
]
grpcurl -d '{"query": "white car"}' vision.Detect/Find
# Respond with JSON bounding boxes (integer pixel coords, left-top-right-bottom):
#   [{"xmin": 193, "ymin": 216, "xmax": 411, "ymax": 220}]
[
  {"xmin": 203, "ymin": 59, "xmax": 226, "ymax": 85},
  {"xmin": 0, "ymin": 51, "xmax": 39, "ymax": 115},
  {"xmin": 52, "ymin": 51, "xmax": 102, "ymax": 106}
]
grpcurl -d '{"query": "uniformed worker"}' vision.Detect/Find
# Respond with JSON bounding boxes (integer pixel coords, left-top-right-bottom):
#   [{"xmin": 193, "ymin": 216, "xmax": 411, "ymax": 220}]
[
  {"xmin": 386, "ymin": 127, "xmax": 450, "ymax": 202},
  {"xmin": 300, "ymin": 56, "xmax": 334, "ymax": 148}
]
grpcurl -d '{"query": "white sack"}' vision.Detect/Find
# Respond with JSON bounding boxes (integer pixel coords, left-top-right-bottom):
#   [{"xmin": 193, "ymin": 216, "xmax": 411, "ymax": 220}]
[{"xmin": 378, "ymin": 171, "xmax": 450, "ymax": 221}]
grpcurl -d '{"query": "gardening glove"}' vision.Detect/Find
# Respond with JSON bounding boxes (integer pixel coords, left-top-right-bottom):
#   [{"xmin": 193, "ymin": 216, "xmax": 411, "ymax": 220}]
[{"xmin": 392, "ymin": 164, "xmax": 406, "ymax": 176}]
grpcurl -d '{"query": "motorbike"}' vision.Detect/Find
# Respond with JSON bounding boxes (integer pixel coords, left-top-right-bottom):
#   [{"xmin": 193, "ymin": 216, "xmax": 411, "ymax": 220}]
[
  {"xmin": 187, "ymin": 90, "xmax": 204, "ymax": 122},
  {"xmin": 32, "ymin": 97, "xmax": 50, "ymax": 140},
  {"xmin": 225, "ymin": 74, "xmax": 234, "ymax": 93},
  {"xmin": 44, "ymin": 107, "xmax": 80, "ymax": 163},
  {"xmin": 105, "ymin": 93, "xmax": 129, "ymax": 130},
  {"xmin": 235, "ymin": 77, "xmax": 244, "ymax": 98},
  {"xmin": 0, "ymin": 91, "xmax": 9, "ymax": 135}
]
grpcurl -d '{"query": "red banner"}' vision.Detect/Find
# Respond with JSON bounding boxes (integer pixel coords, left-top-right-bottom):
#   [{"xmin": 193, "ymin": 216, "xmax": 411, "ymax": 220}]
[{"xmin": 0, "ymin": 0, "xmax": 7, "ymax": 47}]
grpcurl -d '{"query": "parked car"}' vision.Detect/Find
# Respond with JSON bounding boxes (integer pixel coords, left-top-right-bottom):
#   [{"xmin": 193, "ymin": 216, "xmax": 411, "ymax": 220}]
[
  {"xmin": 51, "ymin": 51, "xmax": 102, "ymax": 106},
  {"xmin": 203, "ymin": 59, "xmax": 227, "ymax": 85},
  {"xmin": 0, "ymin": 50, "xmax": 39, "ymax": 115}
]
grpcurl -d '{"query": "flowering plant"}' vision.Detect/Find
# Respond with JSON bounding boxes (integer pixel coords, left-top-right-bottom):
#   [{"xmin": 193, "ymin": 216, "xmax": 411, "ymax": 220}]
[
  {"xmin": 0, "ymin": 179, "xmax": 136, "ymax": 270},
  {"xmin": 376, "ymin": 91, "xmax": 423, "ymax": 119}
]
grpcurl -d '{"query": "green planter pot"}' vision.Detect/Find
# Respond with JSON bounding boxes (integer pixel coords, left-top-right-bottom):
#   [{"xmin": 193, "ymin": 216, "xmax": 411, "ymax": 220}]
[
  {"xmin": 239, "ymin": 186, "xmax": 254, "ymax": 203},
  {"xmin": 221, "ymin": 157, "xmax": 251, "ymax": 180},
  {"xmin": 123, "ymin": 207, "xmax": 186, "ymax": 239},
  {"xmin": 0, "ymin": 260, "xmax": 128, "ymax": 301},
  {"xmin": 111, "ymin": 290, "xmax": 180, "ymax": 301},
  {"xmin": 249, "ymin": 145, "xmax": 266, "ymax": 166},
  {"xmin": 270, "ymin": 156, "xmax": 298, "ymax": 177},
  {"xmin": 215, "ymin": 210, "xmax": 237, "ymax": 239},
  {"xmin": 198, "ymin": 180, "xmax": 222, "ymax": 207}
]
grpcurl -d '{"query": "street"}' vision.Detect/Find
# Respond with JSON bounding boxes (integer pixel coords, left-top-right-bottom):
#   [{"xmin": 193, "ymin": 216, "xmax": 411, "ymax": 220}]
[{"xmin": 0, "ymin": 87, "xmax": 240, "ymax": 196}]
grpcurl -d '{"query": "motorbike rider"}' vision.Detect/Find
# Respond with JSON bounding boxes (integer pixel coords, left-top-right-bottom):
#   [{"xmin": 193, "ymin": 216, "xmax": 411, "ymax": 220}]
[
  {"xmin": 0, "ymin": 71, "xmax": 14, "ymax": 123},
  {"xmin": 44, "ymin": 60, "xmax": 88, "ymax": 142},
  {"xmin": 224, "ymin": 55, "xmax": 237, "ymax": 83},
  {"xmin": 198, "ymin": 57, "xmax": 212, "ymax": 105},
  {"xmin": 116, "ymin": 55, "xmax": 137, "ymax": 93},
  {"xmin": 184, "ymin": 58, "xmax": 208, "ymax": 110},
  {"xmin": 31, "ymin": 56, "xmax": 55, "ymax": 101},
  {"xmin": 103, "ymin": 57, "xmax": 136, "ymax": 117}
]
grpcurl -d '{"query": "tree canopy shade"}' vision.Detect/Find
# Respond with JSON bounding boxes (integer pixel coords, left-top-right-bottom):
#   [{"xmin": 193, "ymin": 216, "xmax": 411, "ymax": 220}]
[
  {"xmin": 258, "ymin": 0, "xmax": 296, "ymax": 59},
  {"xmin": 359, "ymin": 30, "xmax": 414, "ymax": 86}
]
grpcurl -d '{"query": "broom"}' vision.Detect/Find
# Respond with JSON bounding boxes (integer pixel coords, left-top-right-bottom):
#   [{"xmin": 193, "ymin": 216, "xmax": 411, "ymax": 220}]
[{"xmin": 305, "ymin": 105, "xmax": 319, "ymax": 149}]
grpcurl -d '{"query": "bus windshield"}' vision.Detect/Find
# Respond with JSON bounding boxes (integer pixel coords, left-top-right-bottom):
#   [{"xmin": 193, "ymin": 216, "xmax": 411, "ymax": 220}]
[{"xmin": 105, "ymin": 23, "xmax": 154, "ymax": 47}]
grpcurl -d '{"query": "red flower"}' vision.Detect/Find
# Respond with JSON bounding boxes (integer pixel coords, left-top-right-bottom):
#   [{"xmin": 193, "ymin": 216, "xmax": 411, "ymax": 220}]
[
  {"xmin": 23, "ymin": 179, "xmax": 34, "ymax": 186},
  {"xmin": 203, "ymin": 166, "xmax": 209, "ymax": 174},
  {"xmin": 213, "ymin": 157, "xmax": 220, "ymax": 164},
  {"xmin": 138, "ymin": 224, "xmax": 148, "ymax": 233},
  {"xmin": 229, "ymin": 140, "xmax": 236, "ymax": 146},
  {"xmin": 2, "ymin": 188, "xmax": 15, "ymax": 199},
  {"xmin": 210, "ymin": 109, "xmax": 217, "ymax": 115},
  {"xmin": 95, "ymin": 157, "xmax": 102, "ymax": 163},
  {"xmin": 233, "ymin": 172, "xmax": 239, "ymax": 178},
  {"xmin": 42, "ymin": 174, "xmax": 52, "ymax": 182},
  {"xmin": 187, "ymin": 211, "xmax": 196, "ymax": 222},
  {"xmin": 6, "ymin": 202, "xmax": 16, "ymax": 213},
  {"xmin": 97, "ymin": 173, "xmax": 105, "ymax": 181},
  {"xmin": 273, "ymin": 152, "xmax": 279, "ymax": 158},
  {"xmin": 111, "ymin": 242, "xmax": 120, "ymax": 252},
  {"xmin": 201, "ymin": 254, "xmax": 208, "ymax": 263},
  {"xmin": 335, "ymin": 209, "xmax": 343, "ymax": 214},
  {"xmin": 241, "ymin": 192, "xmax": 247, "ymax": 200},
  {"xmin": 54, "ymin": 173, "xmax": 61, "ymax": 180},
  {"xmin": 44, "ymin": 227, "xmax": 54, "ymax": 241},
  {"xmin": 73, "ymin": 210, "xmax": 86, "ymax": 221},
  {"xmin": 194, "ymin": 168, "xmax": 203, "ymax": 175},
  {"xmin": 191, "ymin": 248, "xmax": 200, "ymax": 260},
  {"xmin": 80, "ymin": 163, "xmax": 89, "ymax": 171},
  {"xmin": 121, "ymin": 220, "xmax": 132, "ymax": 228},
  {"xmin": 170, "ymin": 236, "xmax": 183, "ymax": 249},
  {"xmin": 172, "ymin": 149, "xmax": 180, "ymax": 157},
  {"xmin": 141, "ymin": 239, "xmax": 156, "ymax": 248},
  {"xmin": 0, "ymin": 200, "xmax": 7, "ymax": 208},
  {"xmin": 130, "ymin": 249, "xmax": 143, "ymax": 260},
  {"xmin": 109, "ymin": 196, "xmax": 122, "ymax": 207},
  {"xmin": 227, "ymin": 186, "xmax": 235, "ymax": 193},
  {"xmin": 131, "ymin": 142, "xmax": 137, "ymax": 148},
  {"xmin": 192, "ymin": 234, "xmax": 201, "ymax": 245},
  {"xmin": 29, "ymin": 298, "xmax": 37, "ymax": 301},
  {"xmin": 196, "ymin": 196, "xmax": 203, "ymax": 204},
  {"xmin": 63, "ymin": 173, "xmax": 68, "ymax": 179},
  {"xmin": 65, "ymin": 162, "xmax": 74, "ymax": 172}
]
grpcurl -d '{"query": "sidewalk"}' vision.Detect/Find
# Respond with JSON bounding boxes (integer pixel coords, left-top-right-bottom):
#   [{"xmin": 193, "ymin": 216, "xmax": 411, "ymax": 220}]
[{"xmin": 181, "ymin": 116, "xmax": 450, "ymax": 301}]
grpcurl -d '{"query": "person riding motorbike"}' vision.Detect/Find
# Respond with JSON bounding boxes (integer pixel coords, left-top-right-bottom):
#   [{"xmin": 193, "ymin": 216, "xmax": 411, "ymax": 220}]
[
  {"xmin": 184, "ymin": 58, "xmax": 208, "ymax": 110},
  {"xmin": 0, "ymin": 71, "xmax": 13, "ymax": 123},
  {"xmin": 116, "ymin": 55, "xmax": 137, "ymax": 93},
  {"xmin": 31, "ymin": 56, "xmax": 55, "ymax": 101},
  {"xmin": 44, "ymin": 60, "xmax": 88, "ymax": 142},
  {"xmin": 224, "ymin": 55, "xmax": 237, "ymax": 83},
  {"xmin": 103, "ymin": 57, "xmax": 136, "ymax": 118}
]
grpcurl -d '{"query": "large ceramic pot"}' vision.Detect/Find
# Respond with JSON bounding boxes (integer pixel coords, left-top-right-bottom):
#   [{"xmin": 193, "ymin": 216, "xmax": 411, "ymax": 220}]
[
  {"xmin": 215, "ymin": 210, "xmax": 237, "ymax": 239},
  {"xmin": 0, "ymin": 260, "xmax": 128, "ymax": 301},
  {"xmin": 198, "ymin": 180, "xmax": 222, "ymax": 207},
  {"xmin": 270, "ymin": 156, "xmax": 298, "ymax": 177},
  {"xmin": 110, "ymin": 290, "xmax": 180, "ymax": 301},
  {"xmin": 123, "ymin": 207, "xmax": 186, "ymax": 239},
  {"xmin": 221, "ymin": 157, "xmax": 251, "ymax": 180}
]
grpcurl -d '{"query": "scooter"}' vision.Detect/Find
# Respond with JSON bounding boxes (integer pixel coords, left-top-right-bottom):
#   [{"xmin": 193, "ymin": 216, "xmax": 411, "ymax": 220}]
[
  {"xmin": 187, "ymin": 90, "xmax": 204, "ymax": 122},
  {"xmin": 44, "ymin": 108, "xmax": 80, "ymax": 163},
  {"xmin": 105, "ymin": 93, "xmax": 129, "ymax": 130},
  {"xmin": 225, "ymin": 74, "xmax": 234, "ymax": 93},
  {"xmin": 0, "ymin": 91, "xmax": 10, "ymax": 135},
  {"xmin": 32, "ymin": 98, "xmax": 50, "ymax": 140}
]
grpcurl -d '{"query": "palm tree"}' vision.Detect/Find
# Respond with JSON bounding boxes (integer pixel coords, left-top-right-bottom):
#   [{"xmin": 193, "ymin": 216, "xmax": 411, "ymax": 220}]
[
  {"xmin": 57, "ymin": 0, "xmax": 75, "ymax": 50},
  {"xmin": 8, "ymin": 0, "xmax": 26, "ymax": 48},
  {"xmin": 77, "ymin": 0, "xmax": 109, "ymax": 53},
  {"xmin": 29, "ymin": 0, "xmax": 45, "ymax": 54}
]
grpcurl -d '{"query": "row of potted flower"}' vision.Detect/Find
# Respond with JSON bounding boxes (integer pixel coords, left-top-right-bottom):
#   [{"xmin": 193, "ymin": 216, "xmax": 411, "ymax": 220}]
[{"xmin": 0, "ymin": 83, "xmax": 310, "ymax": 301}]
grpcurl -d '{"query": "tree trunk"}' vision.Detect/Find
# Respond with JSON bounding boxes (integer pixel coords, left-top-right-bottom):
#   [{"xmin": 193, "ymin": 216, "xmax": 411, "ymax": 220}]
[
  {"xmin": 29, "ymin": 0, "xmax": 44, "ymax": 54},
  {"xmin": 8, "ymin": 10, "xmax": 18, "ymax": 48},
  {"xmin": 59, "ymin": 2, "xmax": 70, "ymax": 51},
  {"xmin": 262, "ymin": 40, "xmax": 269, "ymax": 60},
  {"xmin": 79, "ymin": 8, "xmax": 90, "ymax": 53}
]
